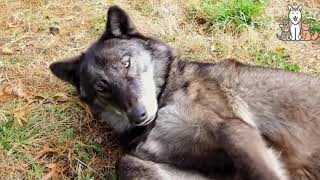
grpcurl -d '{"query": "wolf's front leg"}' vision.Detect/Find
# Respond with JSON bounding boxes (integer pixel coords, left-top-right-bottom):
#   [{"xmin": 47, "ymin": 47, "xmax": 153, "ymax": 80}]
[
  {"xmin": 218, "ymin": 119, "xmax": 289, "ymax": 180},
  {"xmin": 116, "ymin": 155, "xmax": 235, "ymax": 180}
]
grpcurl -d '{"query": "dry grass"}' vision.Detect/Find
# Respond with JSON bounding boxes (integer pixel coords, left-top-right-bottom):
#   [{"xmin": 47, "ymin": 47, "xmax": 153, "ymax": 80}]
[
  {"xmin": 0, "ymin": 0, "xmax": 320, "ymax": 179},
  {"xmin": 0, "ymin": 0, "xmax": 119, "ymax": 179}
]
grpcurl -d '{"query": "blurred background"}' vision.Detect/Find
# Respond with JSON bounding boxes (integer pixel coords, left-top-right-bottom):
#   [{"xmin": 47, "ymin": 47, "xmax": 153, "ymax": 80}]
[{"xmin": 0, "ymin": 0, "xmax": 319, "ymax": 179}]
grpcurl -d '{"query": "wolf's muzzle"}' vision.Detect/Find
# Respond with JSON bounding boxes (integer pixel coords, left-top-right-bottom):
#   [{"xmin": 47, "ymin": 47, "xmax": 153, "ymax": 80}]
[{"xmin": 127, "ymin": 104, "xmax": 148, "ymax": 124}]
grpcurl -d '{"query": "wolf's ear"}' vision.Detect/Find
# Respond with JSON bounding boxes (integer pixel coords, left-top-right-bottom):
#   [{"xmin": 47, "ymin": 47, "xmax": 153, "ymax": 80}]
[
  {"xmin": 50, "ymin": 55, "xmax": 82, "ymax": 87},
  {"xmin": 297, "ymin": 4, "xmax": 303, "ymax": 11},
  {"xmin": 102, "ymin": 6, "xmax": 137, "ymax": 38},
  {"xmin": 288, "ymin": 4, "xmax": 293, "ymax": 11}
]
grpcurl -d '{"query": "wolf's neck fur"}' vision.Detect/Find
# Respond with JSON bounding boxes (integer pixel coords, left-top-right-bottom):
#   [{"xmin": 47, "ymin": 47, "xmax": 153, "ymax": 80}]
[
  {"xmin": 151, "ymin": 48, "xmax": 176, "ymax": 101},
  {"xmin": 152, "ymin": 48, "xmax": 220, "ymax": 107},
  {"xmin": 125, "ymin": 51, "xmax": 217, "ymax": 147}
]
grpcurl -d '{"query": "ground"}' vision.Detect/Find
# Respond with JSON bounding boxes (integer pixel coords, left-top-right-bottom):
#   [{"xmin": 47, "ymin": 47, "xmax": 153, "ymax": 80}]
[{"xmin": 0, "ymin": 0, "xmax": 319, "ymax": 179}]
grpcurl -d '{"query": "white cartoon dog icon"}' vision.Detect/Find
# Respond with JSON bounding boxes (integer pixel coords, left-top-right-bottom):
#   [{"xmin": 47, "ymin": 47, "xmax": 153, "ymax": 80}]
[{"xmin": 288, "ymin": 4, "xmax": 303, "ymax": 41}]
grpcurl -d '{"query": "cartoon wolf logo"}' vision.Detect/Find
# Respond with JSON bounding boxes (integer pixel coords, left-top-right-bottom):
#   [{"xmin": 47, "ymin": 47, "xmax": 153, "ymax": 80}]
[{"xmin": 288, "ymin": 4, "xmax": 303, "ymax": 41}]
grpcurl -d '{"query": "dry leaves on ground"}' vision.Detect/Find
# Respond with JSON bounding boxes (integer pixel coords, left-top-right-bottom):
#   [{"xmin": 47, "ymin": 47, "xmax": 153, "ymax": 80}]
[
  {"xmin": 42, "ymin": 163, "xmax": 65, "ymax": 180},
  {"xmin": 36, "ymin": 144, "xmax": 58, "ymax": 159}
]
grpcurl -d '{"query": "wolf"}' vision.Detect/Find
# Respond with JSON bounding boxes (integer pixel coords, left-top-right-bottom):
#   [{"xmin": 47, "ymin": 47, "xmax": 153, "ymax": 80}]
[
  {"xmin": 50, "ymin": 6, "xmax": 320, "ymax": 180},
  {"xmin": 288, "ymin": 4, "xmax": 303, "ymax": 41}
]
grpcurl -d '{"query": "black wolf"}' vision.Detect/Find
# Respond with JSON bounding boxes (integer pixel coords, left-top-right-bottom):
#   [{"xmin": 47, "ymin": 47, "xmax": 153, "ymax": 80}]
[{"xmin": 50, "ymin": 6, "xmax": 320, "ymax": 180}]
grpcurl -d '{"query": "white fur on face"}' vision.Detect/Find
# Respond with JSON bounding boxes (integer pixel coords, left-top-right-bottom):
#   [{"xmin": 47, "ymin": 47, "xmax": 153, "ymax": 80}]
[
  {"xmin": 139, "ymin": 65, "xmax": 158, "ymax": 124},
  {"xmin": 131, "ymin": 49, "xmax": 158, "ymax": 126}
]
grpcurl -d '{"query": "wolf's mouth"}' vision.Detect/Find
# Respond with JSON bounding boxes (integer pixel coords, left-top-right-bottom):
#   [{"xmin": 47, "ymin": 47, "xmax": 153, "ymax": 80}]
[
  {"xmin": 134, "ymin": 115, "xmax": 156, "ymax": 126},
  {"xmin": 293, "ymin": 16, "xmax": 298, "ymax": 21}
]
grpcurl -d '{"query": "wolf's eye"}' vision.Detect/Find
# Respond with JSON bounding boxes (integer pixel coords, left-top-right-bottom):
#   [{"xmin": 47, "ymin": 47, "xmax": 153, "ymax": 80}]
[
  {"xmin": 124, "ymin": 61, "xmax": 130, "ymax": 68},
  {"xmin": 122, "ymin": 56, "xmax": 130, "ymax": 68}
]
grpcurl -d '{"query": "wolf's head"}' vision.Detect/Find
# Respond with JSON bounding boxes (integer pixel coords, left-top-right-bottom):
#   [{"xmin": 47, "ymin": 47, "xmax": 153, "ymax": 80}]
[
  {"xmin": 288, "ymin": 4, "xmax": 302, "ymax": 25},
  {"xmin": 50, "ymin": 6, "xmax": 172, "ymax": 126}
]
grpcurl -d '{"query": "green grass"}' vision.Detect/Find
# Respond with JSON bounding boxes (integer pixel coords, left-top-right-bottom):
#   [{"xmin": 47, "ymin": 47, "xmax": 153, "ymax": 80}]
[
  {"xmin": 0, "ymin": 1, "xmax": 121, "ymax": 178},
  {"xmin": 310, "ymin": 21, "xmax": 320, "ymax": 33},
  {"xmin": 304, "ymin": 19, "xmax": 320, "ymax": 33},
  {"xmin": 89, "ymin": 14, "xmax": 107, "ymax": 37},
  {"xmin": 190, "ymin": 0, "xmax": 266, "ymax": 33},
  {"xmin": 303, "ymin": 10, "xmax": 320, "ymax": 33},
  {"xmin": 255, "ymin": 48, "xmax": 301, "ymax": 72},
  {"xmin": 130, "ymin": 0, "xmax": 155, "ymax": 16},
  {"xmin": 1, "ymin": 0, "xmax": 320, "ymax": 179},
  {"xmin": 160, "ymin": 34, "xmax": 177, "ymax": 43},
  {"xmin": 0, "ymin": 95, "xmax": 114, "ymax": 179},
  {"xmin": 28, "ymin": 155, "xmax": 45, "ymax": 179},
  {"xmin": 0, "ymin": 100, "xmax": 68, "ymax": 178}
]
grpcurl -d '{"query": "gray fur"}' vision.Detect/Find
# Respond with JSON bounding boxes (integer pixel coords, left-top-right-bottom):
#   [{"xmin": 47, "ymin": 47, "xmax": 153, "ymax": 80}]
[
  {"xmin": 50, "ymin": 6, "xmax": 320, "ymax": 180},
  {"xmin": 116, "ymin": 155, "xmax": 219, "ymax": 180}
]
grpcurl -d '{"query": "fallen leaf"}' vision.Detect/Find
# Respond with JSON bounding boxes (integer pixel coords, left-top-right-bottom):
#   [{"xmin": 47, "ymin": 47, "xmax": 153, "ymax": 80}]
[
  {"xmin": 7, "ymin": 22, "xmax": 18, "ymax": 28},
  {"xmin": 0, "ymin": 82, "xmax": 31, "ymax": 102},
  {"xmin": 283, "ymin": 54, "xmax": 290, "ymax": 60},
  {"xmin": 53, "ymin": 93, "xmax": 68, "ymax": 102},
  {"xmin": 12, "ymin": 80, "xmax": 29, "ymax": 99},
  {"xmin": 14, "ymin": 114, "xmax": 28, "ymax": 125},
  {"xmin": 34, "ymin": 91, "xmax": 50, "ymax": 100},
  {"xmin": 59, "ymin": 102, "xmax": 71, "ymax": 109},
  {"xmin": 36, "ymin": 144, "xmax": 58, "ymax": 159},
  {"xmin": 0, "ymin": 47, "xmax": 14, "ymax": 55},
  {"xmin": 34, "ymin": 92, "xmax": 69, "ymax": 103},
  {"xmin": 0, "ymin": 89, "xmax": 18, "ymax": 103},
  {"xmin": 12, "ymin": 104, "xmax": 30, "ymax": 125},
  {"xmin": 42, "ymin": 163, "xmax": 65, "ymax": 180},
  {"xmin": 274, "ymin": 47, "xmax": 285, "ymax": 52}
]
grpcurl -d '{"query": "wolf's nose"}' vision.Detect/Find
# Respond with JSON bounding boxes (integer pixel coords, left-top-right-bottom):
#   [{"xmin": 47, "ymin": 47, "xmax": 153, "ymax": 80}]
[{"xmin": 127, "ymin": 105, "xmax": 148, "ymax": 124}]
